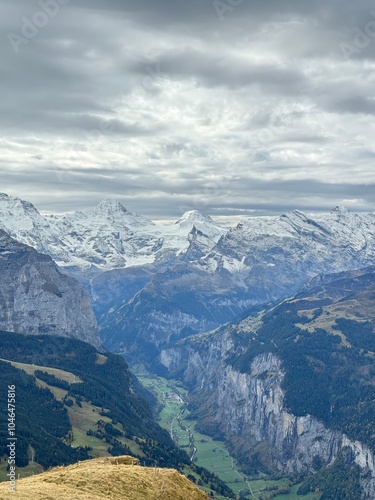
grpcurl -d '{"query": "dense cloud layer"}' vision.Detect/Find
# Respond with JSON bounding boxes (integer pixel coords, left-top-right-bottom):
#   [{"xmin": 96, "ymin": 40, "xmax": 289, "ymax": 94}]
[{"xmin": 1, "ymin": 0, "xmax": 374, "ymax": 216}]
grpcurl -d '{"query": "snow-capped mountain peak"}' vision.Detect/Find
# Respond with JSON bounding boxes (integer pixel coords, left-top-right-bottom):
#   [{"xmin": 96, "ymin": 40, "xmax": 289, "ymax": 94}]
[
  {"xmin": 174, "ymin": 210, "xmax": 226, "ymax": 250},
  {"xmin": 175, "ymin": 210, "xmax": 215, "ymax": 227},
  {"xmin": 0, "ymin": 193, "xmax": 56, "ymax": 241},
  {"xmin": 331, "ymin": 205, "xmax": 349, "ymax": 214},
  {"xmin": 0, "ymin": 193, "xmax": 46, "ymax": 224},
  {"xmin": 94, "ymin": 199, "xmax": 129, "ymax": 215},
  {"xmin": 91, "ymin": 199, "xmax": 155, "ymax": 227}
]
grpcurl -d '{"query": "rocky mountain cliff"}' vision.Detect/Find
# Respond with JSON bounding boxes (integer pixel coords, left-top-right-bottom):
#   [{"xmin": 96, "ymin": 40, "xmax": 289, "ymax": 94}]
[
  {"xmin": 0, "ymin": 230, "xmax": 99, "ymax": 346},
  {"xmin": 160, "ymin": 267, "xmax": 375, "ymax": 499}
]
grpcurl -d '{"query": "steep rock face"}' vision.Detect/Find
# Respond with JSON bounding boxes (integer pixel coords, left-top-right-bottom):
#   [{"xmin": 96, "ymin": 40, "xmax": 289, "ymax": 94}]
[
  {"xmin": 217, "ymin": 356, "xmax": 375, "ymax": 499},
  {"xmin": 161, "ymin": 344, "xmax": 375, "ymax": 499},
  {"xmin": 0, "ymin": 230, "xmax": 99, "ymax": 346}
]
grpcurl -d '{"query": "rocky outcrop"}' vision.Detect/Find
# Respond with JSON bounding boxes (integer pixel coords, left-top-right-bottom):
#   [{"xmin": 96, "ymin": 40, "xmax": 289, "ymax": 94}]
[
  {"xmin": 161, "ymin": 338, "xmax": 375, "ymax": 499},
  {"xmin": 0, "ymin": 230, "xmax": 99, "ymax": 347}
]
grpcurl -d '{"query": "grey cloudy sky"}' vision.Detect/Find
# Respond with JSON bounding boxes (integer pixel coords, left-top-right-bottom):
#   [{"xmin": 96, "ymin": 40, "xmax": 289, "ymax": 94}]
[{"xmin": 1, "ymin": 0, "xmax": 375, "ymax": 218}]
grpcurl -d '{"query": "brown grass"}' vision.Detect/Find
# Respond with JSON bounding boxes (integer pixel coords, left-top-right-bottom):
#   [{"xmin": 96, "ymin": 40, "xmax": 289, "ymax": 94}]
[
  {"xmin": 0, "ymin": 358, "xmax": 82, "ymax": 384},
  {"xmin": 95, "ymin": 354, "xmax": 108, "ymax": 365},
  {"xmin": 0, "ymin": 456, "xmax": 208, "ymax": 500}
]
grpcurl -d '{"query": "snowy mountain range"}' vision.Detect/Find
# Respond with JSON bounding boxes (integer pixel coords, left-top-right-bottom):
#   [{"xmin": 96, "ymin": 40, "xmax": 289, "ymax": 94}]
[
  {"xmin": 0, "ymin": 193, "xmax": 225, "ymax": 273},
  {"xmin": 2, "ymin": 193, "xmax": 374, "ymax": 278},
  {"xmin": 1, "ymin": 192, "xmax": 375, "ymax": 360}
]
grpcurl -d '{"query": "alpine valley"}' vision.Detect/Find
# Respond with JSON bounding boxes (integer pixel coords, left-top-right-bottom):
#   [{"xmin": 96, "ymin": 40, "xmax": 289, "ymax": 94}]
[{"xmin": 1, "ymin": 192, "xmax": 375, "ymax": 499}]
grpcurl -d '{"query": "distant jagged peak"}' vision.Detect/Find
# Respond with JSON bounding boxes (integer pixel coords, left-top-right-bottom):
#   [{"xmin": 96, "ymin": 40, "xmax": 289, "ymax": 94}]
[
  {"xmin": 89, "ymin": 199, "xmax": 155, "ymax": 227},
  {"xmin": 326, "ymin": 206, "xmax": 365, "ymax": 224},
  {"xmin": 228, "ymin": 209, "xmax": 330, "ymax": 240},
  {"xmin": 175, "ymin": 209, "xmax": 217, "ymax": 227},
  {"xmin": 0, "ymin": 192, "xmax": 42, "ymax": 217},
  {"xmin": 0, "ymin": 192, "xmax": 15, "ymax": 202},
  {"xmin": 330, "ymin": 205, "xmax": 350, "ymax": 215},
  {"xmin": 94, "ymin": 198, "xmax": 129, "ymax": 215},
  {"xmin": 279, "ymin": 209, "xmax": 309, "ymax": 222},
  {"xmin": 0, "ymin": 193, "xmax": 51, "ymax": 236},
  {"xmin": 278, "ymin": 209, "xmax": 327, "ymax": 231}
]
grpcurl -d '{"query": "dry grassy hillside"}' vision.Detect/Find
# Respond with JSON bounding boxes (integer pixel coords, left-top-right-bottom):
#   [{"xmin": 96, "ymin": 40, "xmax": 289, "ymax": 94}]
[{"xmin": 0, "ymin": 456, "xmax": 208, "ymax": 499}]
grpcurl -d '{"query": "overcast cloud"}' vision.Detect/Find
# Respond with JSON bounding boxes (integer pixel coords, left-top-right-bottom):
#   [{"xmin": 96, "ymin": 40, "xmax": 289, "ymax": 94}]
[{"xmin": 1, "ymin": 0, "xmax": 374, "ymax": 218}]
